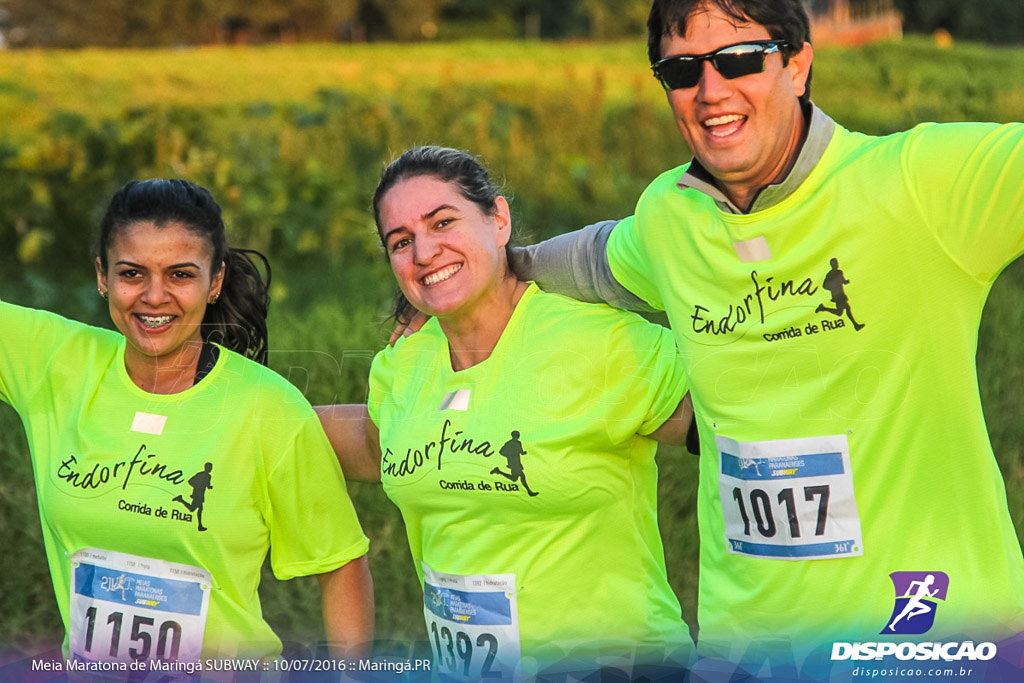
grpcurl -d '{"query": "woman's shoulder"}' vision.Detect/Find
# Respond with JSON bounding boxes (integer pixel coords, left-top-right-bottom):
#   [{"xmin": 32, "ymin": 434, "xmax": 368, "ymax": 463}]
[
  {"xmin": 1, "ymin": 300, "xmax": 120, "ymax": 350},
  {"xmin": 522, "ymin": 286, "xmax": 669, "ymax": 345},
  {"xmin": 367, "ymin": 319, "xmax": 448, "ymax": 409},
  {"xmin": 372, "ymin": 317, "xmax": 447, "ymax": 367},
  {"xmin": 214, "ymin": 345, "xmax": 317, "ymax": 416}
]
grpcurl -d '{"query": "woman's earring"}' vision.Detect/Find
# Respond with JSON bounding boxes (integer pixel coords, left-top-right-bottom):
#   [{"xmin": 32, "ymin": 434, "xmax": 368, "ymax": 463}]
[
  {"xmin": 98, "ymin": 289, "xmax": 108, "ymax": 300},
  {"xmin": 209, "ymin": 294, "xmax": 219, "ymax": 304}
]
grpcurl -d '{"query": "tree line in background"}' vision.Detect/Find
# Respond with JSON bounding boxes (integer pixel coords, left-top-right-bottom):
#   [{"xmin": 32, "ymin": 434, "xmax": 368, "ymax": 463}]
[
  {"xmin": 0, "ymin": 0, "xmax": 1020, "ymax": 47},
  {"xmin": 0, "ymin": 0, "xmax": 647, "ymax": 46},
  {"xmin": 896, "ymin": 0, "xmax": 1023, "ymax": 45}
]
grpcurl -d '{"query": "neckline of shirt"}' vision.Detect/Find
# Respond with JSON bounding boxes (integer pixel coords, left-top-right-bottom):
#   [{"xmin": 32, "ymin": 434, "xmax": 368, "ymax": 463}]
[
  {"xmin": 438, "ymin": 282, "xmax": 539, "ymax": 377},
  {"xmin": 677, "ymin": 103, "xmax": 837, "ymax": 215},
  {"xmin": 114, "ymin": 336, "xmax": 229, "ymax": 401}
]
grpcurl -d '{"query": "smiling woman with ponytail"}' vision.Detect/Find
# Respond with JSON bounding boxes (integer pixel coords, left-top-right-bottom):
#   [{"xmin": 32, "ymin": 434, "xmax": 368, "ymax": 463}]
[
  {"xmin": 96, "ymin": 178, "xmax": 272, "ymax": 367},
  {"xmin": 2, "ymin": 178, "xmax": 373, "ymax": 665}
]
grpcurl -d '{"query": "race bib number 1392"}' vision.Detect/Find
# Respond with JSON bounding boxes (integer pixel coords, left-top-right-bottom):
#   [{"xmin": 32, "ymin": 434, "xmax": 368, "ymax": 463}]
[
  {"xmin": 717, "ymin": 434, "xmax": 864, "ymax": 561},
  {"xmin": 422, "ymin": 565, "xmax": 520, "ymax": 680}
]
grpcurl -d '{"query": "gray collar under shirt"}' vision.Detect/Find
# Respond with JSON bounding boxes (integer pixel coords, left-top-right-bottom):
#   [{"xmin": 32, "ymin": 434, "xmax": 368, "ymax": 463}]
[{"xmin": 677, "ymin": 104, "xmax": 836, "ymax": 214}]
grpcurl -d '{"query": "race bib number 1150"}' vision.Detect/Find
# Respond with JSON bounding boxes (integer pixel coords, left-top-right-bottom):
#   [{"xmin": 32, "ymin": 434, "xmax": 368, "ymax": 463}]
[
  {"xmin": 69, "ymin": 548, "xmax": 211, "ymax": 667},
  {"xmin": 717, "ymin": 434, "xmax": 864, "ymax": 561}
]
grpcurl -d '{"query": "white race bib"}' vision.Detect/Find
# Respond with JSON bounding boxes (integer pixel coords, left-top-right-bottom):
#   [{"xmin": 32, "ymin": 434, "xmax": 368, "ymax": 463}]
[
  {"xmin": 422, "ymin": 565, "xmax": 520, "ymax": 680},
  {"xmin": 69, "ymin": 548, "xmax": 212, "ymax": 667},
  {"xmin": 717, "ymin": 434, "xmax": 864, "ymax": 560}
]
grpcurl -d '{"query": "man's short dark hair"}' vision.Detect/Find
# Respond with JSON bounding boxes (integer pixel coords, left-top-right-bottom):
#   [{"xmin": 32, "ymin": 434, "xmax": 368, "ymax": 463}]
[{"xmin": 647, "ymin": 0, "xmax": 812, "ymax": 106}]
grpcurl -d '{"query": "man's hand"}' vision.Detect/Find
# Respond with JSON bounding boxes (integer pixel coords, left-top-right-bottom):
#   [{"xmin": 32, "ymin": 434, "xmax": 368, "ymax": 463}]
[
  {"xmin": 388, "ymin": 310, "xmax": 430, "ymax": 346},
  {"xmin": 649, "ymin": 393, "xmax": 695, "ymax": 447}
]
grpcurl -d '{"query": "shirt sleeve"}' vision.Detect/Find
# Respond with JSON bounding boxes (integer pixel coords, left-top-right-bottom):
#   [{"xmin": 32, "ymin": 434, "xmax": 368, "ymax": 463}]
[
  {"xmin": 0, "ymin": 301, "xmax": 68, "ymax": 409},
  {"xmin": 903, "ymin": 121, "xmax": 1024, "ymax": 283},
  {"xmin": 508, "ymin": 219, "xmax": 657, "ymax": 311},
  {"xmin": 366, "ymin": 348, "xmax": 392, "ymax": 427},
  {"xmin": 265, "ymin": 412, "xmax": 369, "ymax": 580},
  {"xmin": 605, "ymin": 215, "xmax": 667, "ymax": 310},
  {"xmin": 597, "ymin": 310, "xmax": 688, "ymax": 443}
]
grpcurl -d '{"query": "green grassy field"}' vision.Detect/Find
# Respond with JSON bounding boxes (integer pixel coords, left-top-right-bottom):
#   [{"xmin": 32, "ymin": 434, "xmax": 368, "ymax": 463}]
[
  {"xmin": 0, "ymin": 37, "xmax": 1022, "ymax": 658},
  {"xmin": 2, "ymin": 38, "xmax": 1023, "ymax": 132}
]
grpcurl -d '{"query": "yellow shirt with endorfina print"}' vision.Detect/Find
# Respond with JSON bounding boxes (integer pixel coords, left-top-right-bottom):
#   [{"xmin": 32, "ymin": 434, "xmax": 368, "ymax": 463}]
[
  {"xmin": 0, "ymin": 300, "xmax": 369, "ymax": 660},
  {"xmin": 606, "ymin": 120, "xmax": 1024, "ymax": 658},
  {"xmin": 369, "ymin": 283, "xmax": 693, "ymax": 676}
]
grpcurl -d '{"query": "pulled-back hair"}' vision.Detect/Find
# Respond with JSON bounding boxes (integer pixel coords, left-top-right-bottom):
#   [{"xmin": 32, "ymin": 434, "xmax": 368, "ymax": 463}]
[
  {"xmin": 372, "ymin": 146, "xmax": 515, "ymax": 325},
  {"xmin": 647, "ymin": 0, "xmax": 812, "ymax": 107},
  {"xmin": 97, "ymin": 179, "xmax": 271, "ymax": 365},
  {"xmin": 372, "ymin": 146, "xmax": 502, "ymax": 229}
]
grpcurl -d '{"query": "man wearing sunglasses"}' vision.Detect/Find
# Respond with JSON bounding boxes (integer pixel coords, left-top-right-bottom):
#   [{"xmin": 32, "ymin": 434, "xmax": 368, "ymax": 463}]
[{"xmin": 509, "ymin": 0, "xmax": 1024, "ymax": 678}]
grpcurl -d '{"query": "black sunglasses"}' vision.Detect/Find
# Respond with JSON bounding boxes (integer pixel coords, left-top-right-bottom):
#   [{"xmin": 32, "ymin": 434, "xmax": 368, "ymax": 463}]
[{"xmin": 651, "ymin": 40, "xmax": 790, "ymax": 91}]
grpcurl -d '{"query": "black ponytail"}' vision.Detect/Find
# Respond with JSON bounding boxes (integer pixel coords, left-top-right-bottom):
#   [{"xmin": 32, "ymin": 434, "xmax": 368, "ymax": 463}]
[
  {"xmin": 98, "ymin": 179, "xmax": 272, "ymax": 365},
  {"xmin": 204, "ymin": 248, "xmax": 271, "ymax": 366}
]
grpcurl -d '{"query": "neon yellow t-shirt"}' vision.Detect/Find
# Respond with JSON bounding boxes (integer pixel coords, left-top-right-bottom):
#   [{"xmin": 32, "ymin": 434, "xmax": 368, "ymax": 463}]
[
  {"xmin": 607, "ymin": 122, "xmax": 1024, "ymax": 658},
  {"xmin": 368, "ymin": 284, "xmax": 693, "ymax": 677},
  {"xmin": 0, "ymin": 301, "xmax": 369, "ymax": 661}
]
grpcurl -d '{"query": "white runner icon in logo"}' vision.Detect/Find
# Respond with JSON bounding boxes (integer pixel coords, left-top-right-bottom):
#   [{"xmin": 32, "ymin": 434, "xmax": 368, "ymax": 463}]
[{"xmin": 886, "ymin": 574, "xmax": 939, "ymax": 632}]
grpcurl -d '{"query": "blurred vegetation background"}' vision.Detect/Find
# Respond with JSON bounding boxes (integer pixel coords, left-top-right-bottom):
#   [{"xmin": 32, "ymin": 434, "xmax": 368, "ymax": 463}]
[
  {"xmin": 0, "ymin": 23, "xmax": 1023, "ymax": 665},
  {"xmin": 1, "ymin": 0, "xmax": 1023, "ymax": 45}
]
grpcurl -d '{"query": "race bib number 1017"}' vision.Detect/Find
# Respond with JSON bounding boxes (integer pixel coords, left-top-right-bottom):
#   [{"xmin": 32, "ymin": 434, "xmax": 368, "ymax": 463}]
[{"xmin": 717, "ymin": 434, "xmax": 864, "ymax": 561}]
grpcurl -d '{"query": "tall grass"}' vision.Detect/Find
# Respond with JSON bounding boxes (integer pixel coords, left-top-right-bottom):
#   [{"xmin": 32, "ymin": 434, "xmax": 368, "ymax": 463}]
[{"xmin": 2, "ymin": 37, "xmax": 1022, "ymax": 138}]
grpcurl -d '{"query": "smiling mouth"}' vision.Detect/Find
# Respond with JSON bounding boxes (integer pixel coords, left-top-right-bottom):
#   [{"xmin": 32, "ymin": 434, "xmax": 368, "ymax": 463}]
[
  {"xmin": 703, "ymin": 114, "xmax": 746, "ymax": 137},
  {"xmin": 421, "ymin": 264, "xmax": 462, "ymax": 286},
  {"xmin": 136, "ymin": 314, "xmax": 176, "ymax": 329}
]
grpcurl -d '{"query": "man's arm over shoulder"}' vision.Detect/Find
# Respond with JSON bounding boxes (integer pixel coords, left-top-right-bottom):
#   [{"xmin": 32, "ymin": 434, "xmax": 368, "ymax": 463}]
[{"xmin": 509, "ymin": 219, "xmax": 657, "ymax": 311}]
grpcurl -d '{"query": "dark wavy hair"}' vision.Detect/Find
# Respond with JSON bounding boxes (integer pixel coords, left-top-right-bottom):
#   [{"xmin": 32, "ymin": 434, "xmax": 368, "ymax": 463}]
[
  {"xmin": 97, "ymin": 179, "xmax": 271, "ymax": 365},
  {"xmin": 372, "ymin": 146, "xmax": 517, "ymax": 325},
  {"xmin": 647, "ymin": 0, "xmax": 812, "ymax": 107}
]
